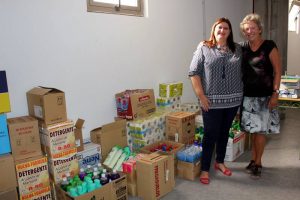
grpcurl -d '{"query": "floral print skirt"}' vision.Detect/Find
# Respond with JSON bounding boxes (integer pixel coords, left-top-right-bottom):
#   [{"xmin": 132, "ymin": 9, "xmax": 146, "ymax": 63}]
[{"xmin": 241, "ymin": 96, "xmax": 280, "ymax": 134}]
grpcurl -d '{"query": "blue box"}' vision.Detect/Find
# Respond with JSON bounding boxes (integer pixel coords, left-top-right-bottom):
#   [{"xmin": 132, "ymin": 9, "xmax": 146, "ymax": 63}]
[
  {"xmin": 0, "ymin": 114, "xmax": 11, "ymax": 155},
  {"xmin": 0, "ymin": 71, "xmax": 8, "ymax": 93}
]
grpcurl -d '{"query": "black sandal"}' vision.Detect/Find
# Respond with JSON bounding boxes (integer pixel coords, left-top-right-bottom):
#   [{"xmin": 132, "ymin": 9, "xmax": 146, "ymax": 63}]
[{"xmin": 245, "ymin": 160, "xmax": 255, "ymax": 174}]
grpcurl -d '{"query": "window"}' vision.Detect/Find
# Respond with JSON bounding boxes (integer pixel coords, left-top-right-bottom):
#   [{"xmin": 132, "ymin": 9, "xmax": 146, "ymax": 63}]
[
  {"xmin": 87, "ymin": 0, "xmax": 144, "ymax": 17},
  {"xmin": 289, "ymin": 0, "xmax": 300, "ymax": 33}
]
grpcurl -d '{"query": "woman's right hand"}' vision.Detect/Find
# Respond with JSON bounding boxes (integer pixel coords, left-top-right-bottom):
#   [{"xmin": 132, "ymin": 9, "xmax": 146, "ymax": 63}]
[{"xmin": 199, "ymin": 94, "xmax": 210, "ymax": 112}]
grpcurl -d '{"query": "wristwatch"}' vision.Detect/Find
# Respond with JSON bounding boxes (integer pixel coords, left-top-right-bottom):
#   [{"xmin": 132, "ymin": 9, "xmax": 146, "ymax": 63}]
[{"xmin": 273, "ymin": 89, "xmax": 279, "ymax": 94}]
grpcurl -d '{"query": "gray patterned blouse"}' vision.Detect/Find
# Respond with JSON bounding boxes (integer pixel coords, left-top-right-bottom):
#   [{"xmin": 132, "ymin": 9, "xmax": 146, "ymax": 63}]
[{"xmin": 188, "ymin": 43, "xmax": 243, "ymax": 109}]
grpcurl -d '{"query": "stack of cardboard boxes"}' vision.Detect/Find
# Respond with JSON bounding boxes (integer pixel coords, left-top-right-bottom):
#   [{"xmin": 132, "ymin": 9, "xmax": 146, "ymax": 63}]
[
  {"xmin": 26, "ymin": 87, "xmax": 80, "ymax": 188},
  {"xmin": 0, "ymin": 71, "xmax": 18, "ymax": 199}
]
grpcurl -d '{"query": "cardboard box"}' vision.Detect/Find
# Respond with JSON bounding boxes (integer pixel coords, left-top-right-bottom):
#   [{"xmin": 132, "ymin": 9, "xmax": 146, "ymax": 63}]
[
  {"xmin": 0, "ymin": 114, "xmax": 11, "ymax": 155},
  {"xmin": 137, "ymin": 153, "xmax": 174, "ymax": 200},
  {"xmin": 7, "ymin": 116, "xmax": 42, "ymax": 160},
  {"xmin": 0, "ymin": 187, "xmax": 18, "ymax": 200},
  {"xmin": 55, "ymin": 173, "xmax": 127, "ymax": 200},
  {"xmin": 15, "ymin": 155, "xmax": 50, "ymax": 196},
  {"xmin": 20, "ymin": 186, "xmax": 52, "ymax": 200},
  {"xmin": 26, "ymin": 86, "xmax": 67, "ymax": 126},
  {"xmin": 74, "ymin": 119, "xmax": 84, "ymax": 152},
  {"xmin": 48, "ymin": 148, "xmax": 79, "ymax": 183},
  {"xmin": 0, "ymin": 71, "xmax": 11, "ymax": 113},
  {"xmin": 166, "ymin": 112, "xmax": 195, "ymax": 144},
  {"xmin": 115, "ymin": 89, "xmax": 156, "ymax": 120},
  {"xmin": 0, "ymin": 154, "xmax": 17, "ymax": 192},
  {"xmin": 139, "ymin": 140, "xmax": 184, "ymax": 157},
  {"xmin": 177, "ymin": 160, "xmax": 201, "ymax": 181},
  {"xmin": 159, "ymin": 82, "xmax": 183, "ymax": 98},
  {"xmin": 225, "ymin": 131, "xmax": 245, "ymax": 161},
  {"xmin": 40, "ymin": 120, "xmax": 75, "ymax": 157},
  {"xmin": 90, "ymin": 119, "xmax": 127, "ymax": 161},
  {"xmin": 76, "ymin": 142, "xmax": 101, "ymax": 169},
  {"xmin": 127, "ymin": 183, "xmax": 137, "ymax": 197}
]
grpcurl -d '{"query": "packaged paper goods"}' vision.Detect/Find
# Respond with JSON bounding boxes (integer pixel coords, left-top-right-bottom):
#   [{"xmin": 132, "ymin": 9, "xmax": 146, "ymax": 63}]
[
  {"xmin": 48, "ymin": 148, "xmax": 79, "ymax": 183},
  {"xmin": 15, "ymin": 155, "xmax": 50, "ymax": 197},
  {"xmin": 20, "ymin": 186, "xmax": 52, "ymax": 200},
  {"xmin": 179, "ymin": 102, "xmax": 201, "ymax": 114},
  {"xmin": 0, "ymin": 114, "xmax": 11, "ymax": 155},
  {"xmin": 0, "ymin": 154, "xmax": 17, "ymax": 193},
  {"xmin": 159, "ymin": 82, "xmax": 183, "ymax": 98},
  {"xmin": 137, "ymin": 153, "xmax": 175, "ymax": 200},
  {"xmin": 115, "ymin": 89, "xmax": 156, "ymax": 120},
  {"xmin": 26, "ymin": 86, "xmax": 67, "ymax": 127},
  {"xmin": 7, "ymin": 116, "xmax": 42, "ymax": 160},
  {"xmin": 39, "ymin": 120, "xmax": 75, "ymax": 157},
  {"xmin": 0, "ymin": 70, "xmax": 11, "ymax": 113},
  {"xmin": 156, "ymin": 96, "xmax": 181, "ymax": 111}
]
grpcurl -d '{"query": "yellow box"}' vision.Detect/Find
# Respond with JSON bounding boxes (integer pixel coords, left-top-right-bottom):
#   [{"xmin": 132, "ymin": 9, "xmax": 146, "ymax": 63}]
[{"xmin": 0, "ymin": 93, "xmax": 11, "ymax": 113}]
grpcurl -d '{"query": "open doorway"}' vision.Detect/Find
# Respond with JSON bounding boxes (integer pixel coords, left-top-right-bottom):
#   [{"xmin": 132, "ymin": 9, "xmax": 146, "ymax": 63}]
[{"xmin": 287, "ymin": 0, "xmax": 300, "ymax": 75}]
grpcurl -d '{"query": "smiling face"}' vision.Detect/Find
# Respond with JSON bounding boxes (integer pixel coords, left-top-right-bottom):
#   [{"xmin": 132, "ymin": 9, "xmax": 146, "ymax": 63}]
[
  {"xmin": 242, "ymin": 21, "xmax": 262, "ymax": 42},
  {"xmin": 214, "ymin": 22, "xmax": 230, "ymax": 42}
]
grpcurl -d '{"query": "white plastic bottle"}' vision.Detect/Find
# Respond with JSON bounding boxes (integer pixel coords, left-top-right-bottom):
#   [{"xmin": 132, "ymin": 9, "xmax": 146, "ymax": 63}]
[{"xmin": 103, "ymin": 146, "xmax": 120, "ymax": 166}]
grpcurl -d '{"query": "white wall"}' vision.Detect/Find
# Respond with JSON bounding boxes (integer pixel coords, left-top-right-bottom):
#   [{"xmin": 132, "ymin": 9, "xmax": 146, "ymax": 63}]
[
  {"xmin": 0, "ymin": 0, "xmax": 251, "ymax": 139},
  {"xmin": 287, "ymin": 31, "xmax": 300, "ymax": 75}
]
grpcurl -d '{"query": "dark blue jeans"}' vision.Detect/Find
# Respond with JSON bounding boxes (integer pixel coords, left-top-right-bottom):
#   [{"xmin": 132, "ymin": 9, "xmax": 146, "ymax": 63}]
[{"xmin": 201, "ymin": 106, "xmax": 239, "ymax": 172}]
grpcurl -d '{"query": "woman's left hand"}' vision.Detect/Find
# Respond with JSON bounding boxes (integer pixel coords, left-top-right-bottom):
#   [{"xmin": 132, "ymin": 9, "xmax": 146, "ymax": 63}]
[{"xmin": 268, "ymin": 93, "xmax": 278, "ymax": 111}]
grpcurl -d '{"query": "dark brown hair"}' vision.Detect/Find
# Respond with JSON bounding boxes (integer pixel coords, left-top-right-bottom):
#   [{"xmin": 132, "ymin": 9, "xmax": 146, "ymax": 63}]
[{"xmin": 203, "ymin": 17, "xmax": 236, "ymax": 53}]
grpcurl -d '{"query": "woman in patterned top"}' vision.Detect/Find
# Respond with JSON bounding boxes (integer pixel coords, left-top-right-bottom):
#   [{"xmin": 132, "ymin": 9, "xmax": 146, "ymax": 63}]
[
  {"xmin": 240, "ymin": 13, "xmax": 281, "ymax": 179},
  {"xmin": 189, "ymin": 18, "xmax": 243, "ymax": 184}
]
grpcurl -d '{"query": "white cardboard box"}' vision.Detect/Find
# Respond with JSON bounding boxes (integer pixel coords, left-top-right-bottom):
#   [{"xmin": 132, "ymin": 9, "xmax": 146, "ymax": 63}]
[{"xmin": 225, "ymin": 131, "xmax": 245, "ymax": 161}]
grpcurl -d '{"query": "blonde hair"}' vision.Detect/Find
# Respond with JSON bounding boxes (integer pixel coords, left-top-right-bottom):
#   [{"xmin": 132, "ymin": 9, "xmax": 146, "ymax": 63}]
[{"xmin": 240, "ymin": 13, "xmax": 263, "ymax": 35}]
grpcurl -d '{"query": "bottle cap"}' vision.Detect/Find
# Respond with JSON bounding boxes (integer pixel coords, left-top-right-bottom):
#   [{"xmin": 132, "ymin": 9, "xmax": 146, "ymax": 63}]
[{"xmin": 80, "ymin": 168, "xmax": 84, "ymax": 172}]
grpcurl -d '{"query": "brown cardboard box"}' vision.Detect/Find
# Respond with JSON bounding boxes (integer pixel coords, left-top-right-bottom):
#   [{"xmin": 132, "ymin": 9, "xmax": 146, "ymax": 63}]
[
  {"xmin": 48, "ymin": 148, "xmax": 79, "ymax": 183},
  {"xmin": 55, "ymin": 173, "xmax": 127, "ymax": 200},
  {"xmin": 0, "ymin": 187, "xmax": 18, "ymax": 200},
  {"xmin": 139, "ymin": 140, "xmax": 184, "ymax": 158},
  {"xmin": 136, "ymin": 153, "xmax": 175, "ymax": 200},
  {"xmin": 15, "ymin": 155, "xmax": 50, "ymax": 196},
  {"xmin": 126, "ymin": 170, "xmax": 137, "ymax": 184},
  {"xmin": 20, "ymin": 186, "xmax": 52, "ymax": 200},
  {"xmin": 74, "ymin": 119, "xmax": 84, "ymax": 152},
  {"xmin": 7, "ymin": 116, "xmax": 42, "ymax": 160},
  {"xmin": 115, "ymin": 89, "xmax": 156, "ymax": 120},
  {"xmin": 26, "ymin": 87, "xmax": 67, "ymax": 126},
  {"xmin": 166, "ymin": 112, "xmax": 195, "ymax": 144},
  {"xmin": 177, "ymin": 160, "xmax": 201, "ymax": 181},
  {"xmin": 127, "ymin": 183, "xmax": 137, "ymax": 197},
  {"xmin": 0, "ymin": 154, "xmax": 17, "ymax": 192},
  {"xmin": 39, "ymin": 120, "xmax": 75, "ymax": 157},
  {"xmin": 90, "ymin": 119, "xmax": 127, "ymax": 161}
]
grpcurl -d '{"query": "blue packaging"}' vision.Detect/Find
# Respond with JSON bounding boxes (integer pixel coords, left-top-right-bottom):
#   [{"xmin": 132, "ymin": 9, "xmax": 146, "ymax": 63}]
[
  {"xmin": 0, "ymin": 114, "xmax": 11, "ymax": 154},
  {"xmin": 76, "ymin": 142, "xmax": 101, "ymax": 169}
]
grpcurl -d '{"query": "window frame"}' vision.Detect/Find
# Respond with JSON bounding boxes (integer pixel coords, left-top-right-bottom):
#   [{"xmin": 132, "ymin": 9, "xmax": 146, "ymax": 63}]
[{"xmin": 87, "ymin": 0, "xmax": 144, "ymax": 17}]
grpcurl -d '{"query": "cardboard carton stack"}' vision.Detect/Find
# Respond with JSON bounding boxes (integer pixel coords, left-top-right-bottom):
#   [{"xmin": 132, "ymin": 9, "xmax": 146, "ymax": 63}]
[
  {"xmin": 26, "ymin": 87, "xmax": 79, "ymax": 185},
  {"xmin": 0, "ymin": 71, "xmax": 19, "ymax": 199}
]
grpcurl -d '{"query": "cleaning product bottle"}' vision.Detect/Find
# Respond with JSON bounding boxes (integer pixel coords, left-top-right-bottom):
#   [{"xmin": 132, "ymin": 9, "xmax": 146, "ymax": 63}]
[
  {"xmin": 94, "ymin": 179, "xmax": 102, "ymax": 189},
  {"xmin": 92, "ymin": 171, "xmax": 100, "ymax": 181},
  {"xmin": 110, "ymin": 169, "xmax": 120, "ymax": 181},
  {"xmin": 60, "ymin": 177, "xmax": 69, "ymax": 191},
  {"xmin": 107, "ymin": 147, "xmax": 123, "ymax": 169},
  {"xmin": 113, "ymin": 147, "xmax": 131, "ymax": 171},
  {"xmin": 103, "ymin": 146, "xmax": 120, "ymax": 166},
  {"xmin": 79, "ymin": 168, "xmax": 86, "ymax": 181},
  {"xmin": 100, "ymin": 173, "xmax": 109, "ymax": 185},
  {"xmin": 97, "ymin": 163, "xmax": 104, "ymax": 174}
]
